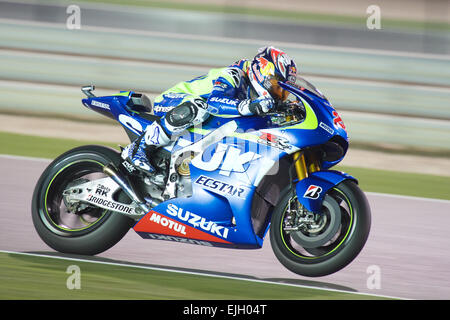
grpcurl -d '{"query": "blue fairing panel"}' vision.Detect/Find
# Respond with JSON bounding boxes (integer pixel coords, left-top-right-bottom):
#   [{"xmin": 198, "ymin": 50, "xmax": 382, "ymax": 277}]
[{"xmin": 295, "ymin": 170, "xmax": 357, "ymax": 213}]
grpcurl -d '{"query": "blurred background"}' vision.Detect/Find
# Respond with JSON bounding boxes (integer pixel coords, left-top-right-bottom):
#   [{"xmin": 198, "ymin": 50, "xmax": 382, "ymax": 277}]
[
  {"xmin": 1, "ymin": 1, "xmax": 449, "ymax": 301},
  {"xmin": 0, "ymin": 0, "xmax": 449, "ymax": 161}
]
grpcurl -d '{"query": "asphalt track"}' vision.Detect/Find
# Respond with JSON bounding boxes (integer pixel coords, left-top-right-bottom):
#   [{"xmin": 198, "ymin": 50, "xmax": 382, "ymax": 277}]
[
  {"xmin": 0, "ymin": 0, "xmax": 448, "ymax": 55},
  {"xmin": 1, "ymin": 155, "xmax": 450, "ymax": 300}
]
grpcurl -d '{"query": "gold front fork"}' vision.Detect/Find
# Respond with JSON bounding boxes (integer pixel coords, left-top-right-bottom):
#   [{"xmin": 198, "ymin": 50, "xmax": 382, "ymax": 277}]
[
  {"xmin": 293, "ymin": 151, "xmax": 308, "ymax": 180},
  {"xmin": 293, "ymin": 151, "xmax": 320, "ymax": 181}
]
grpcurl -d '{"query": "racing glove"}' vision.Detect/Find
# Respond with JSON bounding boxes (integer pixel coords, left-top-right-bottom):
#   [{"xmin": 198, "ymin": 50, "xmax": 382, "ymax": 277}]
[{"xmin": 238, "ymin": 96, "xmax": 275, "ymax": 116}]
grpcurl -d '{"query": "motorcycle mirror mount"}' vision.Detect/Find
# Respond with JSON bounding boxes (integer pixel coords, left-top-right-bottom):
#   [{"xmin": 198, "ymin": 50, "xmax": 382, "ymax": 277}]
[{"xmin": 81, "ymin": 85, "xmax": 96, "ymax": 98}]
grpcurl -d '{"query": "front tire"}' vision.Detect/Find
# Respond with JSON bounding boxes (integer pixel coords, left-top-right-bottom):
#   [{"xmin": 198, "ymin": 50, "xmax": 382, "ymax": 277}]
[
  {"xmin": 270, "ymin": 180, "xmax": 371, "ymax": 277},
  {"xmin": 31, "ymin": 145, "xmax": 135, "ymax": 255}
]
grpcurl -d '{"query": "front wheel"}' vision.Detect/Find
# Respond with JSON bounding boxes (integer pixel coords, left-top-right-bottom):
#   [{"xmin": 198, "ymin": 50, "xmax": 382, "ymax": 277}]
[
  {"xmin": 270, "ymin": 180, "xmax": 371, "ymax": 277},
  {"xmin": 31, "ymin": 145, "xmax": 135, "ymax": 255}
]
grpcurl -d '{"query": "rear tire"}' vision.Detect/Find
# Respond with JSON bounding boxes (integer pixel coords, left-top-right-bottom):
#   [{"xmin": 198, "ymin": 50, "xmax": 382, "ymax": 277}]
[
  {"xmin": 31, "ymin": 145, "xmax": 135, "ymax": 255},
  {"xmin": 270, "ymin": 180, "xmax": 371, "ymax": 277}
]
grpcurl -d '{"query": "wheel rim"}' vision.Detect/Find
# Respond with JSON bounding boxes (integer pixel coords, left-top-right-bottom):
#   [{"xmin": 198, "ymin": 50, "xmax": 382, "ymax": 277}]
[
  {"xmin": 280, "ymin": 187, "xmax": 354, "ymax": 260},
  {"xmin": 41, "ymin": 159, "xmax": 110, "ymax": 236}
]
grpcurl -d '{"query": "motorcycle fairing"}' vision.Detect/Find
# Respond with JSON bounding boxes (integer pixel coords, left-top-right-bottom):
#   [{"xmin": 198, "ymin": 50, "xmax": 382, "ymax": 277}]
[
  {"xmin": 295, "ymin": 170, "xmax": 358, "ymax": 213},
  {"xmin": 133, "ymin": 110, "xmax": 352, "ymax": 248},
  {"xmin": 133, "ymin": 209, "xmax": 234, "ymax": 246},
  {"xmin": 133, "ymin": 129, "xmax": 291, "ymax": 248},
  {"xmin": 82, "ymin": 84, "xmax": 354, "ymax": 248}
]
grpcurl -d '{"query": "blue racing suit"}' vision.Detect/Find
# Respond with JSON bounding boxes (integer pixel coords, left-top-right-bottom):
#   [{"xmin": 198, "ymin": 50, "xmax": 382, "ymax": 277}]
[
  {"xmin": 153, "ymin": 59, "xmax": 261, "ymax": 135},
  {"xmin": 122, "ymin": 59, "xmax": 272, "ymax": 173}
]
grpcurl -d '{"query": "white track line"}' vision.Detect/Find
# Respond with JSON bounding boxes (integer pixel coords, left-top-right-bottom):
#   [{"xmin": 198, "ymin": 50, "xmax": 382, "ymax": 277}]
[
  {"xmin": 0, "ymin": 153, "xmax": 52, "ymax": 163},
  {"xmin": 366, "ymin": 192, "xmax": 450, "ymax": 204},
  {"xmin": 0, "ymin": 249, "xmax": 406, "ymax": 300}
]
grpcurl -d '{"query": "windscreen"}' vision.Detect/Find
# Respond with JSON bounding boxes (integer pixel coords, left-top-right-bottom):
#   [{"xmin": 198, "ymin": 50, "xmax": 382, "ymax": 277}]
[{"xmin": 292, "ymin": 77, "xmax": 327, "ymax": 100}]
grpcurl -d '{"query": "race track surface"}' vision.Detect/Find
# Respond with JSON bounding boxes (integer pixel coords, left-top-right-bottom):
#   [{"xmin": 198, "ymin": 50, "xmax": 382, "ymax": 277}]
[{"xmin": 1, "ymin": 155, "xmax": 449, "ymax": 300}]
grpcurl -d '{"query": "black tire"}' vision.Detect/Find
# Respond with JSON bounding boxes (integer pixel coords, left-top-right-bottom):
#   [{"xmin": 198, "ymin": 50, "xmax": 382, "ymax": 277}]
[
  {"xmin": 31, "ymin": 145, "xmax": 135, "ymax": 255},
  {"xmin": 270, "ymin": 180, "xmax": 371, "ymax": 277}
]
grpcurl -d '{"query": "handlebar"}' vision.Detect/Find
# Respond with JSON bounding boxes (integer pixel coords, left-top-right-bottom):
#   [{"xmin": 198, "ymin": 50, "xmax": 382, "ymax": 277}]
[{"xmin": 272, "ymin": 100, "xmax": 305, "ymax": 116}]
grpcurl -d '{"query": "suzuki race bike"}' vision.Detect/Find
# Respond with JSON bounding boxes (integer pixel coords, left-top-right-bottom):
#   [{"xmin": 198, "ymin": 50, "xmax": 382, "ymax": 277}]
[{"xmin": 32, "ymin": 78, "xmax": 371, "ymax": 277}]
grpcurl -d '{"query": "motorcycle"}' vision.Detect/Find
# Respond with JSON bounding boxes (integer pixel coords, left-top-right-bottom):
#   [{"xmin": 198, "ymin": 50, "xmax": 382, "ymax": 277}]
[{"xmin": 31, "ymin": 77, "xmax": 371, "ymax": 277}]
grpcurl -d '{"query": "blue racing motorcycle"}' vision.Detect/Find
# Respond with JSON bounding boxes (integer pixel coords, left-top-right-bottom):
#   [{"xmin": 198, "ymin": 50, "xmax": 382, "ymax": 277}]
[{"xmin": 31, "ymin": 78, "xmax": 371, "ymax": 277}]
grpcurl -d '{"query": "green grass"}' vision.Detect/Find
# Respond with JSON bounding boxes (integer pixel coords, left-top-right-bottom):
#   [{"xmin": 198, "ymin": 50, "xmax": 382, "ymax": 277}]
[
  {"xmin": 0, "ymin": 130, "xmax": 449, "ymax": 200},
  {"xmin": 0, "ymin": 131, "xmax": 119, "ymax": 160},
  {"xmin": 337, "ymin": 166, "xmax": 450, "ymax": 201},
  {"xmin": 0, "ymin": 252, "xmax": 388, "ymax": 300}
]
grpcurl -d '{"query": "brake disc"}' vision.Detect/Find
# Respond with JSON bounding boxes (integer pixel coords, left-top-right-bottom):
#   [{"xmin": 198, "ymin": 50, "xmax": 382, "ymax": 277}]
[{"xmin": 290, "ymin": 195, "xmax": 342, "ymax": 248}]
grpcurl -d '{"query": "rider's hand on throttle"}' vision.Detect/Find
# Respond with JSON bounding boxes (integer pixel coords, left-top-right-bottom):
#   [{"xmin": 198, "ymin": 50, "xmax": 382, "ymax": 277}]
[{"xmin": 249, "ymin": 96, "xmax": 275, "ymax": 115}]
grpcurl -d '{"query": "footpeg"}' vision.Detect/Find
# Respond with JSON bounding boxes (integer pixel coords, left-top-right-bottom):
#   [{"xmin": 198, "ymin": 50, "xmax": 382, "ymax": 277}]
[{"xmin": 103, "ymin": 164, "xmax": 160, "ymax": 215}]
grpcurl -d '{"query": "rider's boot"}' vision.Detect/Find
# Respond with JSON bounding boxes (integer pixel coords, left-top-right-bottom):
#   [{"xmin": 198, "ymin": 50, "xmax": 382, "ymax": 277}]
[{"xmin": 121, "ymin": 121, "xmax": 171, "ymax": 173}]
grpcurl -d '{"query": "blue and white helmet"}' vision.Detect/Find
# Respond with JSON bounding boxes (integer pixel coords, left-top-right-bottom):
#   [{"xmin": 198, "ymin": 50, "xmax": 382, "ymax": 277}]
[{"xmin": 248, "ymin": 46, "xmax": 297, "ymax": 101}]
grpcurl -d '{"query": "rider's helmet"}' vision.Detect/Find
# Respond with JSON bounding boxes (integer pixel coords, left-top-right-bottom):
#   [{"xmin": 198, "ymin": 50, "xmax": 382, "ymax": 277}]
[{"xmin": 248, "ymin": 46, "xmax": 297, "ymax": 102}]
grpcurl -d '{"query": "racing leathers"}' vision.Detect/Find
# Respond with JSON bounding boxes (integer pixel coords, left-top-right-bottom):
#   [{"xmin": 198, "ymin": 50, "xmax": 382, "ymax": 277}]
[{"xmin": 121, "ymin": 59, "xmax": 274, "ymax": 173}]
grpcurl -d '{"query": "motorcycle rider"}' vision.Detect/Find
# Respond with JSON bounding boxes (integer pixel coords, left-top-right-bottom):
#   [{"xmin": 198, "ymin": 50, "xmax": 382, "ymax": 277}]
[{"xmin": 122, "ymin": 46, "xmax": 297, "ymax": 173}]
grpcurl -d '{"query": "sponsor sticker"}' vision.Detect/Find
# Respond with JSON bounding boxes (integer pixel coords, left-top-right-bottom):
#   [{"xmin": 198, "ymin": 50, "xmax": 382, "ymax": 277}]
[
  {"xmin": 122, "ymin": 160, "xmax": 136, "ymax": 174},
  {"xmin": 94, "ymin": 184, "xmax": 110, "ymax": 197},
  {"xmin": 195, "ymin": 175, "xmax": 248, "ymax": 198},
  {"xmin": 209, "ymin": 96, "xmax": 238, "ymax": 106},
  {"xmin": 164, "ymin": 93, "xmax": 188, "ymax": 99},
  {"xmin": 85, "ymin": 195, "xmax": 135, "ymax": 214},
  {"xmin": 332, "ymin": 110, "xmax": 346, "ymax": 131},
  {"xmin": 154, "ymin": 106, "xmax": 175, "ymax": 113},
  {"xmin": 149, "ymin": 212, "xmax": 187, "ymax": 235},
  {"xmin": 213, "ymin": 81, "xmax": 228, "ymax": 91},
  {"xmin": 319, "ymin": 122, "xmax": 334, "ymax": 135},
  {"xmin": 145, "ymin": 234, "xmax": 213, "ymax": 247},
  {"xmin": 91, "ymin": 100, "xmax": 110, "ymax": 110},
  {"xmin": 166, "ymin": 203, "xmax": 230, "ymax": 239},
  {"xmin": 303, "ymin": 185, "xmax": 323, "ymax": 199},
  {"xmin": 191, "ymin": 143, "xmax": 261, "ymax": 177},
  {"xmin": 258, "ymin": 132, "xmax": 291, "ymax": 150}
]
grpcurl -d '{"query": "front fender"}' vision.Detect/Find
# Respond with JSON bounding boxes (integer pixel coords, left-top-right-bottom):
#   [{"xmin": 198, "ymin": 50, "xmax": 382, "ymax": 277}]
[{"xmin": 295, "ymin": 170, "xmax": 357, "ymax": 213}]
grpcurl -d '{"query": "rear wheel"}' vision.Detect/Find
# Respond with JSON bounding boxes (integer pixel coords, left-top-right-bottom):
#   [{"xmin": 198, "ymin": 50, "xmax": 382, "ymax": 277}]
[
  {"xmin": 270, "ymin": 180, "xmax": 371, "ymax": 277},
  {"xmin": 31, "ymin": 145, "xmax": 135, "ymax": 255}
]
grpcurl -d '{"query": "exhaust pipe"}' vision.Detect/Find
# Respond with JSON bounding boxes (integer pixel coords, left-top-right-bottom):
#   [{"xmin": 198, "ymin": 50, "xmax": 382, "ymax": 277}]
[{"xmin": 103, "ymin": 164, "xmax": 160, "ymax": 215}]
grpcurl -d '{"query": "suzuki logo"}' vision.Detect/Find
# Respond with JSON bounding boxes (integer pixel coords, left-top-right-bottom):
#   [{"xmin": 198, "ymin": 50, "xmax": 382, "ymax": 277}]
[{"xmin": 191, "ymin": 143, "xmax": 261, "ymax": 176}]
